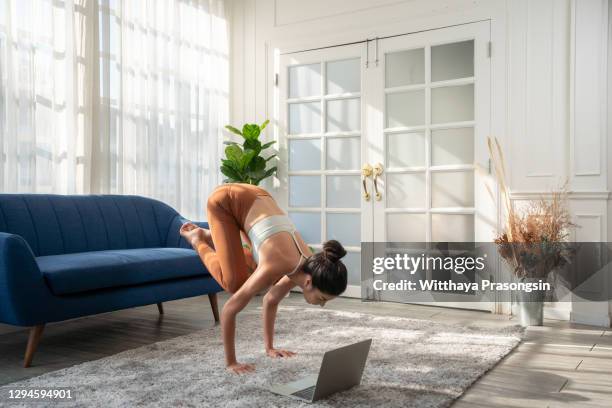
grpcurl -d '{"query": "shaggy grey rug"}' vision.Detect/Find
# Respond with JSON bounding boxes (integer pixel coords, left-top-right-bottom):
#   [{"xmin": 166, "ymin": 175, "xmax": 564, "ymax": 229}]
[{"xmin": 4, "ymin": 307, "xmax": 522, "ymax": 407}]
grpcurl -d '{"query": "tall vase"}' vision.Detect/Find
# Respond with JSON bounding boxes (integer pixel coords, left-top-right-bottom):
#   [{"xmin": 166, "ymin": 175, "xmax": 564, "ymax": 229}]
[{"xmin": 518, "ymin": 277, "xmax": 546, "ymax": 327}]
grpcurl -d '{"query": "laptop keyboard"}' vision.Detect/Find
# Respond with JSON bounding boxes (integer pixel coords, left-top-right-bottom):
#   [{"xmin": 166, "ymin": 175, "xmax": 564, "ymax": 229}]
[{"xmin": 291, "ymin": 385, "xmax": 316, "ymax": 400}]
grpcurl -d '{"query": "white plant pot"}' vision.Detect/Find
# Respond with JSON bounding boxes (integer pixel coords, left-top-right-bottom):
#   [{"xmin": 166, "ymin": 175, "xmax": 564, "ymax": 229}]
[
  {"xmin": 518, "ymin": 277, "xmax": 545, "ymax": 327},
  {"xmin": 519, "ymin": 299, "xmax": 544, "ymax": 326}
]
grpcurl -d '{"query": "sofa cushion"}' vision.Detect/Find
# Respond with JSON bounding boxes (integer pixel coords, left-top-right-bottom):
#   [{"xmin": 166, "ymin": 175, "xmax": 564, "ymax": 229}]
[{"xmin": 37, "ymin": 248, "xmax": 208, "ymax": 295}]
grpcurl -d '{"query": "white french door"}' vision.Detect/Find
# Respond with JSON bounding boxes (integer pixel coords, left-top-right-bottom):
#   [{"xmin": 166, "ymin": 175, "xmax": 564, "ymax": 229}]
[
  {"xmin": 277, "ymin": 21, "xmax": 494, "ymax": 307},
  {"xmin": 367, "ymin": 23, "xmax": 493, "ymax": 310},
  {"xmin": 278, "ymin": 44, "xmax": 368, "ymax": 298}
]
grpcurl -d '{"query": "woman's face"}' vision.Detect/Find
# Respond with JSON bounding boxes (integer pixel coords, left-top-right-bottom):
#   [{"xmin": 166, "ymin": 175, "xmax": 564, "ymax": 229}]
[{"xmin": 302, "ymin": 283, "xmax": 336, "ymax": 307}]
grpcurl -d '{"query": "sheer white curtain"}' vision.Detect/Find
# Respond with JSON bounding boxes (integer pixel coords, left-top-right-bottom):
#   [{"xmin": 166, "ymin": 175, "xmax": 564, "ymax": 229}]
[
  {"xmin": 0, "ymin": 0, "xmax": 94, "ymax": 194},
  {"xmin": 94, "ymin": 0, "xmax": 227, "ymax": 219},
  {"xmin": 0, "ymin": 0, "xmax": 227, "ymax": 219}
]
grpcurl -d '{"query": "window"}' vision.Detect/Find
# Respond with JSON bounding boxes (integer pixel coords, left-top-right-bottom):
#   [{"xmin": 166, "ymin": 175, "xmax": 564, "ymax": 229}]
[{"xmin": 0, "ymin": 0, "xmax": 228, "ymax": 219}]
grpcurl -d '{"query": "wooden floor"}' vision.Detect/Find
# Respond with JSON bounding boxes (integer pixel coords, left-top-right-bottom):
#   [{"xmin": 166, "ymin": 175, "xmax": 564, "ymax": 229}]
[{"xmin": 1, "ymin": 294, "xmax": 611, "ymax": 407}]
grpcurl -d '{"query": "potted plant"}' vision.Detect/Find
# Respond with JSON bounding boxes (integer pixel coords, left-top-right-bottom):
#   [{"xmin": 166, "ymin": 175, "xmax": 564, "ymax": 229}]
[
  {"xmin": 221, "ymin": 120, "xmax": 277, "ymax": 185},
  {"xmin": 488, "ymin": 137, "xmax": 575, "ymax": 326}
]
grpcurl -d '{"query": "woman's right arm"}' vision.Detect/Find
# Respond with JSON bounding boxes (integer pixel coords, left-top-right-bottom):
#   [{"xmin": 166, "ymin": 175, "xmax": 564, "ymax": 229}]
[{"xmin": 221, "ymin": 267, "xmax": 277, "ymax": 374}]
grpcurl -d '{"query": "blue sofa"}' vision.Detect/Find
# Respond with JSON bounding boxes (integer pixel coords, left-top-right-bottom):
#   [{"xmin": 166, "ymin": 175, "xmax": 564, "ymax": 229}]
[{"xmin": 0, "ymin": 194, "xmax": 222, "ymax": 367}]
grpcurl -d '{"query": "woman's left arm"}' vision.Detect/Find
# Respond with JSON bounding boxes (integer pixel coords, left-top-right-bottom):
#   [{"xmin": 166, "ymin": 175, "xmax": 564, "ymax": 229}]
[{"xmin": 263, "ymin": 276, "xmax": 296, "ymax": 357}]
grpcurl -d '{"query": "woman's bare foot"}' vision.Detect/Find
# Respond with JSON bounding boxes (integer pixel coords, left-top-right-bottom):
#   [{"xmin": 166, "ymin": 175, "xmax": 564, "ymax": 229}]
[{"xmin": 180, "ymin": 222, "xmax": 215, "ymax": 250}]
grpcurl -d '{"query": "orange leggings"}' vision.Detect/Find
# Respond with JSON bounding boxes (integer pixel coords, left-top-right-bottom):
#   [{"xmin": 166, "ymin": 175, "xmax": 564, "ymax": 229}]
[{"xmin": 197, "ymin": 184, "xmax": 269, "ymax": 293}]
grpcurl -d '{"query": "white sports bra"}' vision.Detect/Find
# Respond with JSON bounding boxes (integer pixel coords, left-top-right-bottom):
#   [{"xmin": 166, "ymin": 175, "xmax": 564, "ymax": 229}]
[{"xmin": 246, "ymin": 215, "xmax": 308, "ymax": 275}]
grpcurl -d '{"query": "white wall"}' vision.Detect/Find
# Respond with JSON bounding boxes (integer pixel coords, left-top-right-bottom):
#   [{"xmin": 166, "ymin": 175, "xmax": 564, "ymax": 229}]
[
  {"xmin": 609, "ymin": 0, "xmax": 612, "ymax": 323},
  {"xmin": 567, "ymin": 0, "xmax": 610, "ymax": 327},
  {"xmin": 228, "ymin": 0, "xmax": 611, "ymax": 326}
]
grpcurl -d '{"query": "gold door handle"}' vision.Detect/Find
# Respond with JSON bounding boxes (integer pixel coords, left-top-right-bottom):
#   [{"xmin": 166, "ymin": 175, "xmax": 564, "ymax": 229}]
[
  {"xmin": 373, "ymin": 163, "xmax": 383, "ymax": 201},
  {"xmin": 361, "ymin": 164, "xmax": 373, "ymax": 201}
]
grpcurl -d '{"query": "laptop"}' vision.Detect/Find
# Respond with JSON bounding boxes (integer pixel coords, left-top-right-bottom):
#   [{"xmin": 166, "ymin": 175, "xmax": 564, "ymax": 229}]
[{"xmin": 269, "ymin": 339, "xmax": 372, "ymax": 403}]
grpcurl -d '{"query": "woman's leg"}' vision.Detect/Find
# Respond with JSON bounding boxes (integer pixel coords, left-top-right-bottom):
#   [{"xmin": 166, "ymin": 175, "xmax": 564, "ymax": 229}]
[{"xmin": 197, "ymin": 186, "xmax": 252, "ymax": 293}]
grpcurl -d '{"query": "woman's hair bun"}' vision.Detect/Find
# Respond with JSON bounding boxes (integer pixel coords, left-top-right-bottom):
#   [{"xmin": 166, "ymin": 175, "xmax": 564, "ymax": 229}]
[
  {"xmin": 322, "ymin": 240, "xmax": 347, "ymax": 263},
  {"xmin": 302, "ymin": 240, "xmax": 348, "ymax": 295}
]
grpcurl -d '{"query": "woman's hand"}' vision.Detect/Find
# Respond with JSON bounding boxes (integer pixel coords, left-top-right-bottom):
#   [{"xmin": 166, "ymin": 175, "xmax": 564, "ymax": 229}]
[
  {"xmin": 226, "ymin": 362, "xmax": 256, "ymax": 374},
  {"xmin": 266, "ymin": 348, "xmax": 297, "ymax": 358}
]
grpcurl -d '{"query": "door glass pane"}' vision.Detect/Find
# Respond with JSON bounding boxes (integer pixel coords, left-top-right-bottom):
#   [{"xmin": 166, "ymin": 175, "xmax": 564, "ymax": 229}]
[
  {"xmin": 289, "ymin": 102, "xmax": 321, "ymax": 134},
  {"xmin": 326, "ymin": 213, "xmax": 360, "ymax": 247},
  {"xmin": 326, "ymin": 175, "xmax": 360, "ymax": 208},
  {"xmin": 432, "ymin": 214, "xmax": 474, "ymax": 242},
  {"xmin": 386, "ymin": 90, "xmax": 425, "ymax": 128},
  {"xmin": 387, "ymin": 132, "xmax": 425, "ymax": 168},
  {"xmin": 327, "ymin": 58, "xmax": 360, "ymax": 94},
  {"xmin": 431, "ymin": 128, "xmax": 474, "ymax": 166},
  {"xmin": 327, "ymin": 98, "xmax": 360, "ymax": 132},
  {"xmin": 387, "ymin": 173, "xmax": 426, "ymax": 208},
  {"xmin": 289, "ymin": 63, "xmax": 321, "ymax": 98},
  {"xmin": 289, "ymin": 212, "xmax": 321, "ymax": 244},
  {"xmin": 344, "ymin": 252, "xmax": 361, "ymax": 285},
  {"xmin": 385, "ymin": 48, "xmax": 425, "ymax": 87},
  {"xmin": 387, "ymin": 213, "xmax": 426, "ymax": 241},
  {"xmin": 431, "ymin": 40, "xmax": 474, "ymax": 82},
  {"xmin": 431, "ymin": 171, "xmax": 474, "ymax": 207},
  {"xmin": 431, "ymin": 85, "xmax": 474, "ymax": 124},
  {"xmin": 327, "ymin": 137, "xmax": 360, "ymax": 170},
  {"xmin": 289, "ymin": 138, "xmax": 321, "ymax": 171},
  {"xmin": 289, "ymin": 176, "xmax": 321, "ymax": 207}
]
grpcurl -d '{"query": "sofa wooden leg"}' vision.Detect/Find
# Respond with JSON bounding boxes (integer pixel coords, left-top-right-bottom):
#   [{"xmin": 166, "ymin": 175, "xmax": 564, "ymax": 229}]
[
  {"xmin": 208, "ymin": 293, "xmax": 220, "ymax": 323},
  {"xmin": 24, "ymin": 325, "xmax": 45, "ymax": 368},
  {"xmin": 156, "ymin": 302, "xmax": 164, "ymax": 315}
]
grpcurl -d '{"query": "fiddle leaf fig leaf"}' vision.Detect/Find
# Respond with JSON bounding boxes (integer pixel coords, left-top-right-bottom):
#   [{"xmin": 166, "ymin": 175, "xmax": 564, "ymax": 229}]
[
  {"xmin": 244, "ymin": 138, "xmax": 262, "ymax": 155},
  {"xmin": 221, "ymin": 158, "xmax": 238, "ymax": 170},
  {"xmin": 242, "ymin": 124, "xmax": 261, "ymax": 140},
  {"xmin": 248, "ymin": 156, "xmax": 266, "ymax": 173},
  {"xmin": 225, "ymin": 144, "xmax": 243, "ymax": 164},
  {"xmin": 221, "ymin": 164, "xmax": 242, "ymax": 182},
  {"xmin": 261, "ymin": 140, "xmax": 276, "ymax": 150},
  {"xmin": 225, "ymin": 125, "xmax": 243, "ymax": 137},
  {"xmin": 253, "ymin": 166, "xmax": 277, "ymax": 184},
  {"xmin": 241, "ymin": 149, "xmax": 258, "ymax": 170}
]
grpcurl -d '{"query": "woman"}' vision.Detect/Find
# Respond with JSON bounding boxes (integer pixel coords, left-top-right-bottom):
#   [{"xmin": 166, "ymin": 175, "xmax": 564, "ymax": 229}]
[{"xmin": 179, "ymin": 183, "xmax": 348, "ymax": 374}]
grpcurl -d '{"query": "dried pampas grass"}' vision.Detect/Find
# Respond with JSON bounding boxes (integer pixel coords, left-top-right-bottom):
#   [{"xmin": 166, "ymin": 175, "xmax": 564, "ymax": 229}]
[{"xmin": 488, "ymin": 137, "xmax": 575, "ymax": 278}]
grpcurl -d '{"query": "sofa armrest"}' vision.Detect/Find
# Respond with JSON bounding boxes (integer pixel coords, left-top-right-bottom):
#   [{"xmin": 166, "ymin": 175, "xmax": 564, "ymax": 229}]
[{"xmin": 0, "ymin": 232, "xmax": 53, "ymax": 326}]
